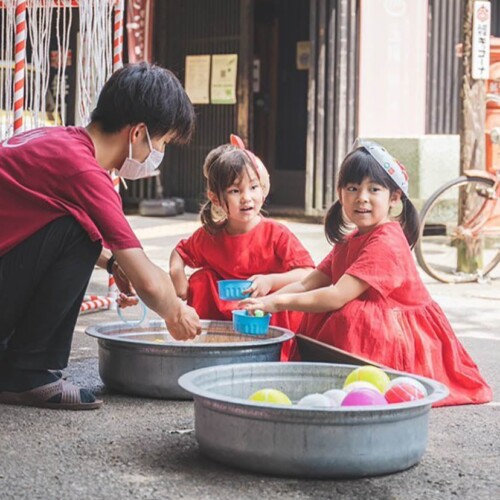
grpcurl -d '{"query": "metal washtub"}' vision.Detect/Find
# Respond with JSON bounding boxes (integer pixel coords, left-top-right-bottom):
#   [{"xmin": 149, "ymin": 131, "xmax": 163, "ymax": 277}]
[
  {"xmin": 85, "ymin": 320, "xmax": 293, "ymax": 399},
  {"xmin": 178, "ymin": 362, "xmax": 449, "ymax": 478}
]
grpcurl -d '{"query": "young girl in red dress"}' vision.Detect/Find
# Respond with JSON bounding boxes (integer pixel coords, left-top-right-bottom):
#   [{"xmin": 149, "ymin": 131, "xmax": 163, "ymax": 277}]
[
  {"xmin": 170, "ymin": 135, "xmax": 314, "ymax": 356},
  {"xmin": 240, "ymin": 140, "xmax": 492, "ymax": 406}
]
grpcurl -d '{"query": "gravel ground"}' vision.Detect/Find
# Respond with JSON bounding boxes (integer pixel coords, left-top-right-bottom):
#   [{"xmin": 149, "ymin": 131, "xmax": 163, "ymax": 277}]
[{"xmin": 1, "ymin": 214, "xmax": 498, "ymax": 500}]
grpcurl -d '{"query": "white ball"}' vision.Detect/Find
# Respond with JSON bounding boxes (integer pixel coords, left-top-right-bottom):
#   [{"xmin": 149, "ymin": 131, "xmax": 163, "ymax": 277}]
[
  {"xmin": 386, "ymin": 376, "xmax": 428, "ymax": 396},
  {"xmin": 323, "ymin": 389, "xmax": 347, "ymax": 407},
  {"xmin": 297, "ymin": 393, "xmax": 331, "ymax": 408},
  {"xmin": 343, "ymin": 380, "xmax": 380, "ymax": 394}
]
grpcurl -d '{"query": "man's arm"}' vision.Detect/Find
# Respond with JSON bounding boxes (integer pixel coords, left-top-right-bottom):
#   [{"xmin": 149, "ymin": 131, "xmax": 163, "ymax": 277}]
[{"xmin": 113, "ymin": 248, "xmax": 201, "ymax": 340}]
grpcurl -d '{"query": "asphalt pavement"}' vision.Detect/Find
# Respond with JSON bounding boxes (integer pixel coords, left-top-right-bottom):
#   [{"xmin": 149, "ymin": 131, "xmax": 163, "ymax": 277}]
[{"xmin": 0, "ymin": 213, "xmax": 498, "ymax": 500}]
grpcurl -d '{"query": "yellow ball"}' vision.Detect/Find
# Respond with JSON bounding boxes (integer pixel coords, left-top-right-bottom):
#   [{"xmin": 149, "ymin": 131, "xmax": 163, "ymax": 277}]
[
  {"xmin": 343, "ymin": 365, "xmax": 391, "ymax": 394},
  {"xmin": 248, "ymin": 388, "xmax": 292, "ymax": 405}
]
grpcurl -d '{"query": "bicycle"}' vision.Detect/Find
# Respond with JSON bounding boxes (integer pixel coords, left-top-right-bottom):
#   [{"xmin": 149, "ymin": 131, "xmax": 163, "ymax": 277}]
[{"xmin": 415, "ymin": 96, "xmax": 500, "ymax": 284}]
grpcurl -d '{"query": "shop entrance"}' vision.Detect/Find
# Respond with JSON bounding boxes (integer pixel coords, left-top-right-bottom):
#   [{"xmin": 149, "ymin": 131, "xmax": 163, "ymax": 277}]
[{"xmin": 253, "ymin": 0, "xmax": 309, "ymax": 208}]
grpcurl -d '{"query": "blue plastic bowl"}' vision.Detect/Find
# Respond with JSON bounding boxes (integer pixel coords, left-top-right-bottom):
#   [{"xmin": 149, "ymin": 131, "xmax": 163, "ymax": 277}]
[
  {"xmin": 218, "ymin": 280, "xmax": 253, "ymax": 301},
  {"xmin": 232, "ymin": 309, "xmax": 272, "ymax": 335}
]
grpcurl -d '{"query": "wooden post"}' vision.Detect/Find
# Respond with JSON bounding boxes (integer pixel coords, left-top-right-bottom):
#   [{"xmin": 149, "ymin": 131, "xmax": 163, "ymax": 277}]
[
  {"xmin": 458, "ymin": 0, "xmax": 489, "ymax": 272},
  {"xmin": 460, "ymin": 0, "xmax": 487, "ymax": 173}
]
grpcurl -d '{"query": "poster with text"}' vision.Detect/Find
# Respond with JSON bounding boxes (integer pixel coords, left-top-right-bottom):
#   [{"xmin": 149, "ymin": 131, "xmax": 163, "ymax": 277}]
[
  {"xmin": 211, "ymin": 54, "xmax": 238, "ymax": 104},
  {"xmin": 185, "ymin": 55, "xmax": 211, "ymax": 104}
]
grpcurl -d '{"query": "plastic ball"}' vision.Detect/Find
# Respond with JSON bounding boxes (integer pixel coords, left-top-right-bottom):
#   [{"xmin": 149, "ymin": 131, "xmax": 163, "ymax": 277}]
[
  {"xmin": 253, "ymin": 309, "xmax": 265, "ymax": 317},
  {"xmin": 341, "ymin": 388, "xmax": 388, "ymax": 407},
  {"xmin": 297, "ymin": 393, "xmax": 331, "ymax": 408},
  {"xmin": 387, "ymin": 376, "xmax": 427, "ymax": 396},
  {"xmin": 385, "ymin": 383, "xmax": 426, "ymax": 404},
  {"xmin": 248, "ymin": 388, "xmax": 292, "ymax": 405},
  {"xmin": 343, "ymin": 380, "xmax": 380, "ymax": 394},
  {"xmin": 322, "ymin": 389, "xmax": 347, "ymax": 407},
  {"xmin": 343, "ymin": 365, "xmax": 391, "ymax": 393}
]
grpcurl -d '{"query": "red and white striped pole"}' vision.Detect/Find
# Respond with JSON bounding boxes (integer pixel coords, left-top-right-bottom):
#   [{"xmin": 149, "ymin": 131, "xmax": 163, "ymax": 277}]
[
  {"xmin": 113, "ymin": 0, "xmax": 124, "ymax": 71},
  {"xmin": 13, "ymin": 0, "xmax": 27, "ymax": 134}
]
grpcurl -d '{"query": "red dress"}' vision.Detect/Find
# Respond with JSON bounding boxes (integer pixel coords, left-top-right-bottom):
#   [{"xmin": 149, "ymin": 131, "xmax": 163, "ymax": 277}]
[
  {"xmin": 175, "ymin": 218, "xmax": 315, "ymax": 358},
  {"xmin": 298, "ymin": 222, "xmax": 492, "ymax": 407}
]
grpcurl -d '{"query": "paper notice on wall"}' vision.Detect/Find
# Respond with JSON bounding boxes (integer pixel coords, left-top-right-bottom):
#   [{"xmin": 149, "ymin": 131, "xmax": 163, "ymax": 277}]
[
  {"xmin": 211, "ymin": 54, "xmax": 238, "ymax": 104},
  {"xmin": 185, "ymin": 55, "xmax": 211, "ymax": 104}
]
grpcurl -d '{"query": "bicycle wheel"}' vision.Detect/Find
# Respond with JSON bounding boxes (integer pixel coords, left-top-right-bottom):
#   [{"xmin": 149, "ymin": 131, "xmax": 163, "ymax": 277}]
[{"xmin": 415, "ymin": 176, "xmax": 500, "ymax": 283}]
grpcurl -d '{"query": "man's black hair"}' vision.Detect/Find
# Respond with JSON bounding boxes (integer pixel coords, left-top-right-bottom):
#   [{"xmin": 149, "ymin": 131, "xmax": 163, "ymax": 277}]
[{"xmin": 90, "ymin": 62, "xmax": 195, "ymax": 143}]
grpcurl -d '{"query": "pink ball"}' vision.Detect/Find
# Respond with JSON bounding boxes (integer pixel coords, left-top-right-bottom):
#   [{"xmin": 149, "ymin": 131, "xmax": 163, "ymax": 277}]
[
  {"xmin": 385, "ymin": 383, "xmax": 426, "ymax": 404},
  {"xmin": 341, "ymin": 388, "xmax": 388, "ymax": 407}
]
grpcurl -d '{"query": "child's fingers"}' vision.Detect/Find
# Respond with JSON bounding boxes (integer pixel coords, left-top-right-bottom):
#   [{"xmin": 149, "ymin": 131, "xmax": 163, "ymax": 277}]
[{"xmin": 237, "ymin": 298, "xmax": 259, "ymax": 310}]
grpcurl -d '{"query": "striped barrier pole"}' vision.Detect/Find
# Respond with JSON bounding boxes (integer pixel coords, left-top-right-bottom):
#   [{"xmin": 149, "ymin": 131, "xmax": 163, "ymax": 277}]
[{"xmin": 13, "ymin": 0, "xmax": 26, "ymax": 134}]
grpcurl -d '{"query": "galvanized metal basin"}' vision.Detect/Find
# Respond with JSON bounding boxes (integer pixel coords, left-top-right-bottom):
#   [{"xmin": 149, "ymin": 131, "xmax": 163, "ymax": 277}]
[
  {"xmin": 85, "ymin": 320, "xmax": 293, "ymax": 399},
  {"xmin": 178, "ymin": 362, "xmax": 449, "ymax": 478}
]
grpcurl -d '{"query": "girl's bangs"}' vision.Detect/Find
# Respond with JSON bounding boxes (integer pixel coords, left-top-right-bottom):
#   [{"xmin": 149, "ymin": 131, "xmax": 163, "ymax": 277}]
[{"xmin": 339, "ymin": 149, "xmax": 391, "ymax": 188}]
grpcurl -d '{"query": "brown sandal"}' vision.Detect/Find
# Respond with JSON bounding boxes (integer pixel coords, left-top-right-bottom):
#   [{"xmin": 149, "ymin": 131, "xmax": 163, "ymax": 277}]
[{"xmin": 0, "ymin": 379, "xmax": 102, "ymax": 410}]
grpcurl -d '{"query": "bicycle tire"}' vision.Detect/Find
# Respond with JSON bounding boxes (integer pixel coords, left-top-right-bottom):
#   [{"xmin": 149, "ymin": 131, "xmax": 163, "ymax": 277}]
[{"xmin": 415, "ymin": 175, "xmax": 500, "ymax": 283}]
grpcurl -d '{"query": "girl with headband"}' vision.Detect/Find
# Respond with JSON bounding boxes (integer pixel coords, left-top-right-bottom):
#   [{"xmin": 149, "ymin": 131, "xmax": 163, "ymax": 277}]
[
  {"xmin": 239, "ymin": 141, "xmax": 492, "ymax": 406},
  {"xmin": 170, "ymin": 135, "xmax": 314, "ymax": 357}
]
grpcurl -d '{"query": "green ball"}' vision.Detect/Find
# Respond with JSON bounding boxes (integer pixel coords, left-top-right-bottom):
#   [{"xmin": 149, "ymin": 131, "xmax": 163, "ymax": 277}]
[
  {"xmin": 254, "ymin": 309, "xmax": 265, "ymax": 317},
  {"xmin": 343, "ymin": 365, "xmax": 391, "ymax": 393},
  {"xmin": 249, "ymin": 388, "xmax": 292, "ymax": 405}
]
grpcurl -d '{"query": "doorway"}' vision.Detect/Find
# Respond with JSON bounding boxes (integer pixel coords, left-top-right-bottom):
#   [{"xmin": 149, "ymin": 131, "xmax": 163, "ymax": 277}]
[{"xmin": 253, "ymin": 0, "xmax": 309, "ymax": 208}]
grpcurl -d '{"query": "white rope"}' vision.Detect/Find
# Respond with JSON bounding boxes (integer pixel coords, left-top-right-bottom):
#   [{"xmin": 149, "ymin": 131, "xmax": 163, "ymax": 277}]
[
  {"xmin": 27, "ymin": 0, "xmax": 53, "ymax": 129},
  {"xmin": 1, "ymin": 0, "xmax": 115, "ymax": 137},
  {"xmin": 77, "ymin": 0, "xmax": 114, "ymax": 126}
]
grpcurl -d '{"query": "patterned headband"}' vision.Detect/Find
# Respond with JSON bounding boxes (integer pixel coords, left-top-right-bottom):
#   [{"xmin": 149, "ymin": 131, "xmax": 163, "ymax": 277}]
[
  {"xmin": 230, "ymin": 134, "xmax": 270, "ymax": 197},
  {"xmin": 353, "ymin": 139, "xmax": 409, "ymax": 197}
]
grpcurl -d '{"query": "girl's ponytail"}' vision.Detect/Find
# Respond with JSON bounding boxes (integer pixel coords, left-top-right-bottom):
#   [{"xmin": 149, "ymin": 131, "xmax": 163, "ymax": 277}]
[
  {"xmin": 398, "ymin": 197, "xmax": 420, "ymax": 249},
  {"xmin": 200, "ymin": 199, "xmax": 227, "ymax": 235},
  {"xmin": 324, "ymin": 200, "xmax": 350, "ymax": 245}
]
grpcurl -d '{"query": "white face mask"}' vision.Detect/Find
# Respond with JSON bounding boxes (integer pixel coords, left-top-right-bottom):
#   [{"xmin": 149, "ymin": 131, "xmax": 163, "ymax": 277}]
[{"xmin": 118, "ymin": 127, "xmax": 165, "ymax": 180}]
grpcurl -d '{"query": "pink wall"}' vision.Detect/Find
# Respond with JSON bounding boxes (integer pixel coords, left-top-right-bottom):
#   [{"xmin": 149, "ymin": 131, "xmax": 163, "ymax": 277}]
[{"xmin": 358, "ymin": 0, "xmax": 428, "ymax": 137}]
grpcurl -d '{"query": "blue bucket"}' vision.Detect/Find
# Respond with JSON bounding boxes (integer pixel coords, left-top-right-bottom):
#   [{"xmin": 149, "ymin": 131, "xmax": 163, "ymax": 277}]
[
  {"xmin": 218, "ymin": 280, "xmax": 253, "ymax": 301},
  {"xmin": 232, "ymin": 309, "xmax": 271, "ymax": 335}
]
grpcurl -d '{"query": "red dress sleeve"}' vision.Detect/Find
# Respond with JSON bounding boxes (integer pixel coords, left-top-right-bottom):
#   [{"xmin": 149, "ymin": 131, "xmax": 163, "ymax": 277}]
[
  {"xmin": 274, "ymin": 225, "xmax": 315, "ymax": 270},
  {"xmin": 175, "ymin": 228, "xmax": 210, "ymax": 269},
  {"xmin": 345, "ymin": 230, "xmax": 405, "ymax": 297},
  {"xmin": 316, "ymin": 249, "xmax": 335, "ymax": 277}
]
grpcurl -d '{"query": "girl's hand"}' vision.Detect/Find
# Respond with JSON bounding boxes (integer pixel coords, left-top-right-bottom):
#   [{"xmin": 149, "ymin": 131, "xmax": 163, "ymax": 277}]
[
  {"xmin": 245, "ymin": 275, "xmax": 273, "ymax": 297},
  {"xmin": 238, "ymin": 295, "xmax": 280, "ymax": 314}
]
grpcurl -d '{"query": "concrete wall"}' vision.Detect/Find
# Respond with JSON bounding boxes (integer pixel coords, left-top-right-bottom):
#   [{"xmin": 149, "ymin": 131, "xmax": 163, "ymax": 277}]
[
  {"xmin": 358, "ymin": 0, "xmax": 428, "ymax": 137},
  {"xmin": 364, "ymin": 136, "xmax": 460, "ymax": 208}
]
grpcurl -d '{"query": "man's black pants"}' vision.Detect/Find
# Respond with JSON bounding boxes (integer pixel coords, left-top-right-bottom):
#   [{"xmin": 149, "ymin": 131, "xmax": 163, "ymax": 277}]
[{"xmin": 0, "ymin": 217, "xmax": 102, "ymax": 370}]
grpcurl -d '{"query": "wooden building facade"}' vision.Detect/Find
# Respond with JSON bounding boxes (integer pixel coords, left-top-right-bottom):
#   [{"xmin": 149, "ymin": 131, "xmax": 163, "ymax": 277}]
[{"xmin": 122, "ymin": 0, "xmax": 500, "ymax": 216}]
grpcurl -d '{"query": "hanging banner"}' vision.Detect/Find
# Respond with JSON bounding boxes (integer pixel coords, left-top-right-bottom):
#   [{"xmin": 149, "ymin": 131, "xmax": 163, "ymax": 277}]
[
  {"xmin": 211, "ymin": 54, "xmax": 238, "ymax": 105},
  {"xmin": 472, "ymin": 1, "xmax": 491, "ymax": 80},
  {"xmin": 185, "ymin": 55, "xmax": 211, "ymax": 104}
]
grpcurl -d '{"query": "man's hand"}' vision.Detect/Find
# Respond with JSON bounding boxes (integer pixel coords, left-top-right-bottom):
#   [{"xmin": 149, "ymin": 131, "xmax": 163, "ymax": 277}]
[
  {"xmin": 245, "ymin": 275, "xmax": 273, "ymax": 297},
  {"xmin": 111, "ymin": 262, "xmax": 139, "ymax": 309},
  {"xmin": 166, "ymin": 301, "xmax": 202, "ymax": 341},
  {"xmin": 112, "ymin": 262, "xmax": 135, "ymax": 295},
  {"xmin": 116, "ymin": 292, "xmax": 139, "ymax": 308}
]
